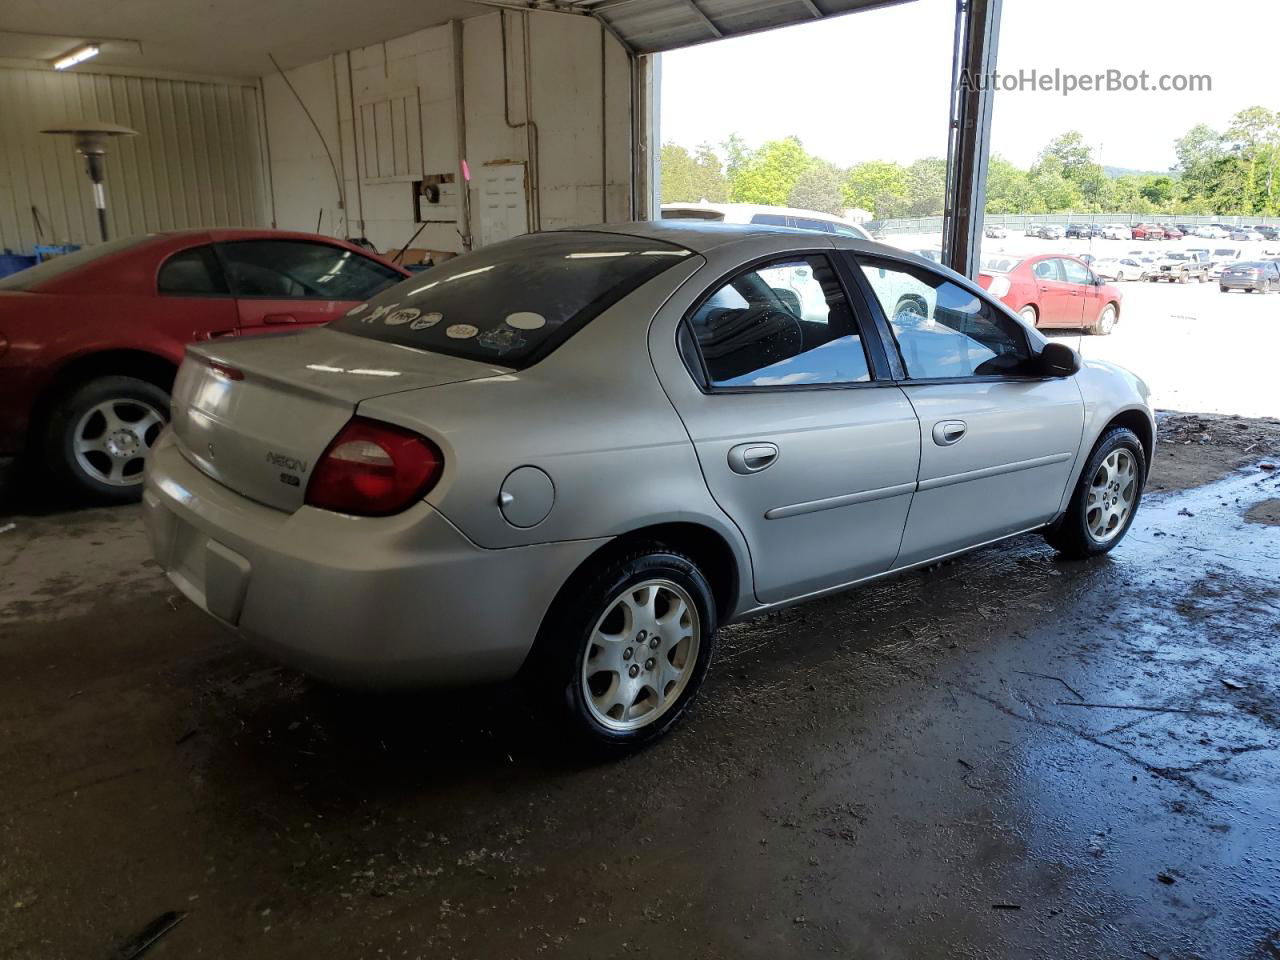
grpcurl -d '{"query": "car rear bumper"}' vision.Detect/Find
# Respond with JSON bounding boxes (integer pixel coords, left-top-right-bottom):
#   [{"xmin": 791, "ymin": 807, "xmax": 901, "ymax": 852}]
[
  {"xmin": 143, "ymin": 431, "xmax": 607, "ymax": 686},
  {"xmin": 1220, "ymin": 277, "xmax": 1261, "ymax": 289}
]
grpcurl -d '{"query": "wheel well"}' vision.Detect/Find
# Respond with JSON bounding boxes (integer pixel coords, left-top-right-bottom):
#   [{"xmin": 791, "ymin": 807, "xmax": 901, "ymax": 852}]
[
  {"xmin": 1104, "ymin": 300, "xmax": 1120, "ymax": 318},
  {"xmin": 28, "ymin": 350, "xmax": 178, "ymax": 449},
  {"xmin": 1104, "ymin": 409, "xmax": 1153, "ymax": 474},
  {"xmin": 568, "ymin": 522, "xmax": 740, "ymax": 626}
]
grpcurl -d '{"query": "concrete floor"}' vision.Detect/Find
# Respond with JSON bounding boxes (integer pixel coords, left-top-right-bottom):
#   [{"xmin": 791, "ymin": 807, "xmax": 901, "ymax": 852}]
[{"xmin": 2, "ymin": 439, "xmax": 1279, "ymax": 959}]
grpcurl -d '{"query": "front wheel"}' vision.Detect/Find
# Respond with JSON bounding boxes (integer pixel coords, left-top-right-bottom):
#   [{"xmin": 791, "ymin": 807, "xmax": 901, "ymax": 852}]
[
  {"xmin": 531, "ymin": 546, "xmax": 718, "ymax": 753},
  {"xmin": 1091, "ymin": 303, "xmax": 1117, "ymax": 336},
  {"xmin": 1045, "ymin": 427, "xmax": 1145, "ymax": 559},
  {"xmin": 44, "ymin": 375, "xmax": 170, "ymax": 504}
]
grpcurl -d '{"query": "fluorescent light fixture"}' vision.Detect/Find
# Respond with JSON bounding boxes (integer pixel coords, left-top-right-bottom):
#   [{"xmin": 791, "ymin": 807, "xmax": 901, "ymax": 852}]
[{"xmin": 53, "ymin": 44, "xmax": 100, "ymax": 70}]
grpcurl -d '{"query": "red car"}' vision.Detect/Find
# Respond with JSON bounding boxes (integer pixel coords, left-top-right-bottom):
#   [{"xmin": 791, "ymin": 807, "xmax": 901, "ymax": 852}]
[
  {"xmin": 978, "ymin": 253, "xmax": 1122, "ymax": 336},
  {"xmin": 0, "ymin": 230, "xmax": 408, "ymax": 503},
  {"xmin": 1131, "ymin": 223, "xmax": 1165, "ymax": 241}
]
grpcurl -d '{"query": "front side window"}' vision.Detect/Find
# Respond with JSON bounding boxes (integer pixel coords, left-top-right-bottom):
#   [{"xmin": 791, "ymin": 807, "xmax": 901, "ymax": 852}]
[
  {"xmin": 330, "ymin": 231, "xmax": 692, "ymax": 370},
  {"xmin": 686, "ymin": 254, "xmax": 871, "ymax": 388},
  {"xmin": 1061, "ymin": 259, "xmax": 1091, "ymax": 285},
  {"xmin": 858, "ymin": 259, "xmax": 1030, "ymax": 380},
  {"xmin": 157, "ymin": 245, "xmax": 228, "ymax": 295},
  {"xmin": 219, "ymin": 240, "xmax": 402, "ymax": 300}
]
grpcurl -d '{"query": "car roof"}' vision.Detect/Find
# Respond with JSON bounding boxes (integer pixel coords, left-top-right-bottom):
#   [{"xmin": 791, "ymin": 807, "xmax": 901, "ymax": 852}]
[{"xmin": 570, "ymin": 219, "xmax": 921, "ymax": 261}]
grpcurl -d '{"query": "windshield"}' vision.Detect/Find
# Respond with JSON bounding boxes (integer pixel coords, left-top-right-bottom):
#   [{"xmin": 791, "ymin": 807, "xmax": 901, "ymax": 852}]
[
  {"xmin": 980, "ymin": 255, "xmax": 1020, "ymax": 273},
  {"xmin": 0, "ymin": 235, "xmax": 154, "ymax": 290},
  {"xmin": 329, "ymin": 231, "xmax": 693, "ymax": 370}
]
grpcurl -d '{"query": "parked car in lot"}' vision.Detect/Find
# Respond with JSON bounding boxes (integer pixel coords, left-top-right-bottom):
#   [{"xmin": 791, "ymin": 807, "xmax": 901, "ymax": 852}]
[
  {"xmin": 1037, "ymin": 225, "xmax": 1064, "ymax": 240},
  {"xmin": 1192, "ymin": 225, "xmax": 1227, "ymax": 239},
  {"xmin": 0, "ymin": 230, "xmax": 409, "ymax": 502},
  {"xmin": 1159, "ymin": 224, "xmax": 1185, "ymax": 240},
  {"xmin": 661, "ymin": 202, "xmax": 872, "ymax": 239},
  {"xmin": 143, "ymin": 222, "xmax": 1154, "ymax": 749},
  {"xmin": 984, "ymin": 224, "xmax": 1009, "ymax": 239},
  {"xmin": 1092, "ymin": 257, "xmax": 1147, "ymax": 281},
  {"xmin": 1064, "ymin": 223, "xmax": 1100, "ymax": 239},
  {"xmin": 1220, "ymin": 260, "xmax": 1280, "ymax": 293},
  {"xmin": 978, "ymin": 253, "xmax": 1122, "ymax": 335},
  {"xmin": 1254, "ymin": 225, "xmax": 1280, "ymax": 241},
  {"xmin": 1230, "ymin": 227, "xmax": 1265, "ymax": 241},
  {"xmin": 1148, "ymin": 251, "xmax": 1210, "ymax": 283},
  {"xmin": 1102, "ymin": 224, "xmax": 1130, "ymax": 240},
  {"xmin": 1132, "ymin": 223, "xmax": 1165, "ymax": 241}
]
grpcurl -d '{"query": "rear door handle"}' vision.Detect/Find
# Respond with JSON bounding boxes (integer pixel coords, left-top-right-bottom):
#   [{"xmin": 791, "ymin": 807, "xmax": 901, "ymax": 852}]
[
  {"xmin": 727, "ymin": 442, "xmax": 778, "ymax": 475},
  {"xmin": 932, "ymin": 420, "xmax": 967, "ymax": 446}
]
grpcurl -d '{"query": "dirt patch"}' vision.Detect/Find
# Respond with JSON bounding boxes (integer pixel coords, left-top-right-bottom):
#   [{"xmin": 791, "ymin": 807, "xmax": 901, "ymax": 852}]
[
  {"xmin": 1148, "ymin": 411, "xmax": 1280, "ymax": 494},
  {"xmin": 1245, "ymin": 498, "xmax": 1280, "ymax": 527}
]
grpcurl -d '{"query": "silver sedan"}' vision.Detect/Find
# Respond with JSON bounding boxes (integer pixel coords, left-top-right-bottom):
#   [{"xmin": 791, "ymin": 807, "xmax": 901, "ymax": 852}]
[{"xmin": 144, "ymin": 222, "xmax": 1154, "ymax": 750}]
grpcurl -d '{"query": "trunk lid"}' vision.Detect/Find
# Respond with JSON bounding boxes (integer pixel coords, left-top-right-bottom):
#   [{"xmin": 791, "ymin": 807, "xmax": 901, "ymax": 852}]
[{"xmin": 170, "ymin": 327, "xmax": 507, "ymax": 512}]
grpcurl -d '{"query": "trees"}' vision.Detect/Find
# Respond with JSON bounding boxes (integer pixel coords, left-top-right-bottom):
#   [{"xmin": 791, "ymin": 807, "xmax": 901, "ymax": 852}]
[
  {"xmin": 843, "ymin": 161, "xmax": 909, "ymax": 218},
  {"xmin": 728, "ymin": 136, "xmax": 815, "ymax": 206},
  {"xmin": 659, "ymin": 142, "xmax": 728, "ymax": 204},
  {"xmin": 658, "ymin": 112, "xmax": 1280, "ymax": 219}
]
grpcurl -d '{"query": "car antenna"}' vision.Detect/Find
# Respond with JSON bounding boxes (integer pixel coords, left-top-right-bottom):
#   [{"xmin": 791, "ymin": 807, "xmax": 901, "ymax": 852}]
[{"xmin": 392, "ymin": 221, "xmax": 428, "ymax": 268}]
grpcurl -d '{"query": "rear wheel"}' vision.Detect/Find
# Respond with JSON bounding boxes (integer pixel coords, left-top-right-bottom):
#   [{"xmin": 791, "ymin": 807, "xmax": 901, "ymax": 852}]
[
  {"xmin": 1018, "ymin": 305, "xmax": 1039, "ymax": 326},
  {"xmin": 44, "ymin": 376, "xmax": 169, "ymax": 504},
  {"xmin": 531, "ymin": 546, "xmax": 718, "ymax": 753},
  {"xmin": 1045, "ymin": 427, "xmax": 1145, "ymax": 559},
  {"xmin": 1221, "ymin": 286, "xmax": 1229, "ymax": 293}
]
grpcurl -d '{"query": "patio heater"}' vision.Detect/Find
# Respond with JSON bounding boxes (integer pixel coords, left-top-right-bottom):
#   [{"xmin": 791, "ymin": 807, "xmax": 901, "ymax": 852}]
[{"xmin": 41, "ymin": 122, "xmax": 138, "ymax": 242}]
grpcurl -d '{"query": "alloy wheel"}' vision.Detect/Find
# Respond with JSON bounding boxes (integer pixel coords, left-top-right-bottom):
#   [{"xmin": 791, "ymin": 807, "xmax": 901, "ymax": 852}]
[
  {"xmin": 1086, "ymin": 449, "xmax": 1137, "ymax": 543},
  {"xmin": 581, "ymin": 579, "xmax": 701, "ymax": 732},
  {"xmin": 73, "ymin": 398, "xmax": 165, "ymax": 486}
]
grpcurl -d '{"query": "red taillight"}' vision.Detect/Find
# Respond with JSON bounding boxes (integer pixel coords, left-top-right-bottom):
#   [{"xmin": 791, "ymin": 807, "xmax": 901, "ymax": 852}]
[{"xmin": 305, "ymin": 418, "xmax": 443, "ymax": 516}]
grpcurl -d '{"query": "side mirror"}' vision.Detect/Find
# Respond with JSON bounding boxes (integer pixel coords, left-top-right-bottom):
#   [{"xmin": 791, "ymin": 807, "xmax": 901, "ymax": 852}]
[{"xmin": 1036, "ymin": 341, "xmax": 1081, "ymax": 377}]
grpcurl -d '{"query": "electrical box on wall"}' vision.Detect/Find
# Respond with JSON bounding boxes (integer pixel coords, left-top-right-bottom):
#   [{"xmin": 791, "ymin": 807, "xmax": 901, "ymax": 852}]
[{"xmin": 414, "ymin": 174, "xmax": 459, "ymax": 224}]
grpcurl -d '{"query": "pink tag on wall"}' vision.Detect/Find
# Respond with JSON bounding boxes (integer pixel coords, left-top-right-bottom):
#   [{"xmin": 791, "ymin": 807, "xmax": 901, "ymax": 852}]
[{"xmin": 461, "ymin": 159, "xmax": 471, "ymax": 182}]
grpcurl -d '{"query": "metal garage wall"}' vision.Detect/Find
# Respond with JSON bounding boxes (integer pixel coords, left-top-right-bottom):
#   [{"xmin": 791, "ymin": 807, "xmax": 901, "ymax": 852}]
[
  {"xmin": 261, "ymin": 11, "xmax": 635, "ymax": 255},
  {"xmin": 0, "ymin": 66, "xmax": 268, "ymax": 253}
]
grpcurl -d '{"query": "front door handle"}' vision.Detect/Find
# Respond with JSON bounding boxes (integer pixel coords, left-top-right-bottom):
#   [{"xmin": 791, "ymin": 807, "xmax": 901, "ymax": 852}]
[
  {"xmin": 727, "ymin": 442, "xmax": 778, "ymax": 475},
  {"xmin": 932, "ymin": 420, "xmax": 967, "ymax": 446}
]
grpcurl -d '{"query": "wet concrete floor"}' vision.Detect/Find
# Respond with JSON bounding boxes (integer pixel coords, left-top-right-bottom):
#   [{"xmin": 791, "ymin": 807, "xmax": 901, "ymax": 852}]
[{"xmin": 1, "ymin": 460, "xmax": 1278, "ymax": 959}]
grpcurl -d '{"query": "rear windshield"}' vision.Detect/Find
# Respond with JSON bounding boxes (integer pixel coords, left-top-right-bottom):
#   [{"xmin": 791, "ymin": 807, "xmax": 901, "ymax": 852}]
[
  {"xmin": 980, "ymin": 255, "xmax": 1020, "ymax": 273},
  {"xmin": 329, "ymin": 231, "xmax": 692, "ymax": 369},
  {"xmin": 0, "ymin": 235, "xmax": 154, "ymax": 290}
]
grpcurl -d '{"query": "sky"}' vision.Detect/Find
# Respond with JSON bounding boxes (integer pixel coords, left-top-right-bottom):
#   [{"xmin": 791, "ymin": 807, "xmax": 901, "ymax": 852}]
[{"xmin": 658, "ymin": 0, "xmax": 1276, "ymax": 173}]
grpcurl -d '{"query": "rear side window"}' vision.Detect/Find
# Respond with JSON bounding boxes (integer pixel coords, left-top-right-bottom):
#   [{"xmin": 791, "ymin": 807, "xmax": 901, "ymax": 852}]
[
  {"xmin": 750, "ymin": 214, "xmax": 788, "ymax": 226},
  {"xmin": 220, "ymin": 240, "xmax": 402, "ymax": 300},
  {"xmin": 158, "ymin": 245, "xmax": 228, "ymax": 295},
  {"xmin": 329, "ymin": 232, "xmax": 692, "ymax": 370},
  {"xmin": 792, "ymin": 217, "xmax": 833, "ymax": 233}
]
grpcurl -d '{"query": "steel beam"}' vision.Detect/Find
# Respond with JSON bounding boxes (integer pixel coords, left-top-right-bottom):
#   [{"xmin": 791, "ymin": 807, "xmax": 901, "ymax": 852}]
[{"xmin": 941, "ymin": 0, "xmax": 1002, "ymax": 279}]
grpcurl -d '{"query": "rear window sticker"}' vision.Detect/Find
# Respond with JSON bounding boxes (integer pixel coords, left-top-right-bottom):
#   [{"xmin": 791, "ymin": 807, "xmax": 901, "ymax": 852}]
[
  {"xmin": 505, "ymin": 311, "xmax": 547, "ymax": 331},
  {"xmin": 409, "ymin": 311, "xmax": 444, "ymax": 331},
  {"xmin": 446, "ymin": 323, "xmax": 479, "ymax": 339},
  {"xmin": 346, "ymin": 303, "xmax": 369, "ymax": 316},
  {"xmin": 384, "ymin": 307, "xmax": 421, "ymax": 326},
  {"xmin": 477, "ymin": 326, "xmax": 527, "ymax": 354}
]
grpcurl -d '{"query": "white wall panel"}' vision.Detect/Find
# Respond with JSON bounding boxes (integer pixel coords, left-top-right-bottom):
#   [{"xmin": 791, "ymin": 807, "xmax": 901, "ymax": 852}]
[{"xmin": 0, "ymin": 66, "xmax": 267, "ymax": 253}]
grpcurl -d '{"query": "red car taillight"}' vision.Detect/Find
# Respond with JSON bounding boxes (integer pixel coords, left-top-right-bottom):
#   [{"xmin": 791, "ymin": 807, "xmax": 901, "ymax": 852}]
[{"xmin": 305, "ymin": 418, "xmax": 443, "ymax": 516}]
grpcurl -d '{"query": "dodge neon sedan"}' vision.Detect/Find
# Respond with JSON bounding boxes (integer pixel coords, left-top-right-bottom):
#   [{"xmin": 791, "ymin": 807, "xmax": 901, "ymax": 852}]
[{"xmin": 144, "ymin": 223, "xmax": 1154, "ymax": 750}]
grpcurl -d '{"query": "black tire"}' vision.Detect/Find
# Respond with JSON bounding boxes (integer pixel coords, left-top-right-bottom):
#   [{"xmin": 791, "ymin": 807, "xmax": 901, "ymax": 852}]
[
  {"xmin": 44, "ymin": 375, "xmax": 170, "ymax": 504},
  {"xmin": 1220, "ymin": 286, "xmax": 1229, "ymax": 293},
  {"xmin": 1045, "ymin": 426, "xmax": 1146, "ymax": 560},
  {"xmin": 529, "ymin": 545, "xmax": 718, "ymax": 754}
]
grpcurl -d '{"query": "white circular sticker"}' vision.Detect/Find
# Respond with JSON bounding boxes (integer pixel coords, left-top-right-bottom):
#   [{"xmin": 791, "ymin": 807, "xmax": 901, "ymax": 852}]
[
  {"xmin": 346, "ymin": 303, "xmax": 369, "ymax": 316},
  {"xmin": 446, "ymin": 323, "xmax": 479, "ymax": 340},
  {"xmin": 409, "ymin": 311, "xmax": 444, "ymax": 331},
  {"xmin": 368, "ymin": 303, "xmax": 396, "ymax": 321},
  {"xmin": 384, "ymin": 307, "xmax": 421, "ymax": 326},
  {"xmin": 505, "ymin": 311, "xmax": 547, "ymax": 331}
]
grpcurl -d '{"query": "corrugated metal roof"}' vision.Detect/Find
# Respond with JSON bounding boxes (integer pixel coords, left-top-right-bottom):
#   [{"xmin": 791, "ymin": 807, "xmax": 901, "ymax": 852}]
[{"xmin": 561, "ymin": 0, "xmax": 916, "ymax": 54}]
